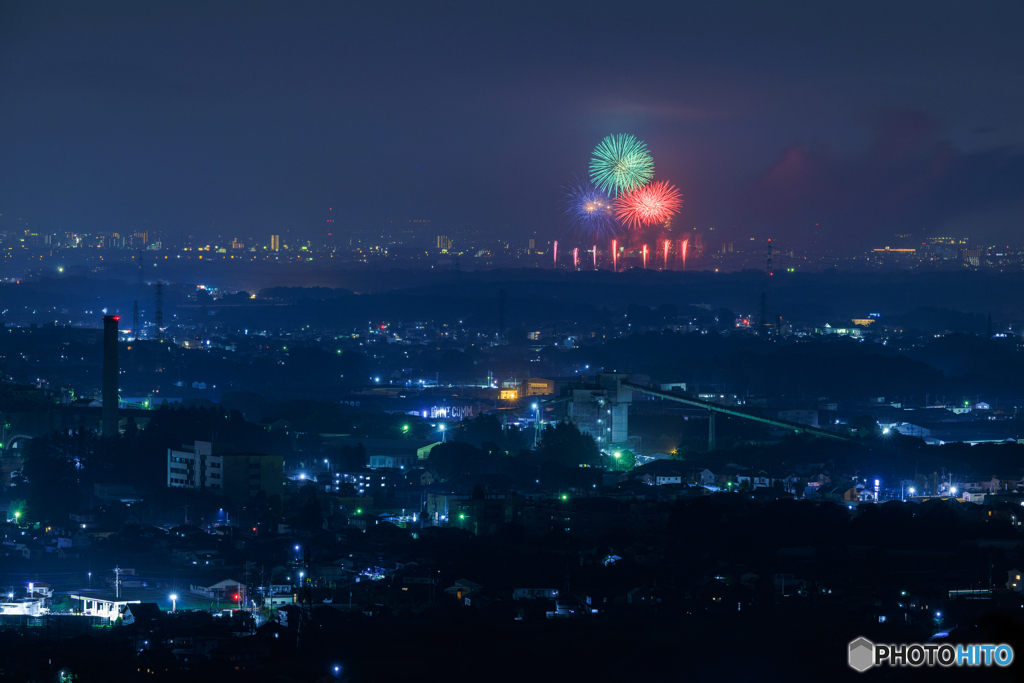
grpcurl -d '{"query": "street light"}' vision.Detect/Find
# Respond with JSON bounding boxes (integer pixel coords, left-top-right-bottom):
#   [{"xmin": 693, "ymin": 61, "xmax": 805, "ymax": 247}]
[
  {"xmin": 170, "ymin": 594, "xmax": 177, "ymax": 612},
  {"xmin": 532, "ymin": 404, "xmax": 541, "ymax": 447},
  {"xmin": 950, "ymin": 486, "xmax": 957, "ymax": 496}
]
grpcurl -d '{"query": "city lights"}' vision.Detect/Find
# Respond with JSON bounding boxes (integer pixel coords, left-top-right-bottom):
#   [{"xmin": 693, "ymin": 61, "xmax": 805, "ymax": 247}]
[{"xmin": 4, "ymin": 6, "xmax": 1020, "ymax": 678}]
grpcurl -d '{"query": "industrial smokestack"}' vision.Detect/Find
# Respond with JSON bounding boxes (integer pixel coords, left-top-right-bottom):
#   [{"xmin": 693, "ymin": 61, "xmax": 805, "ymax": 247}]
[{"xmin": 102, "ymin": 315, "xmax": 120, "ymax": 437}]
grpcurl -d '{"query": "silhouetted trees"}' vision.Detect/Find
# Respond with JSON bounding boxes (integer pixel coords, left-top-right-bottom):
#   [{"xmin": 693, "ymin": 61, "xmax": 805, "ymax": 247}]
[
  {"xmin": 427, "ymin": 441, "xmax": 486, "ymax": 481},
  {"xmin": 537, "ymin": 421, "xmax": 600, "ymax": 467}
]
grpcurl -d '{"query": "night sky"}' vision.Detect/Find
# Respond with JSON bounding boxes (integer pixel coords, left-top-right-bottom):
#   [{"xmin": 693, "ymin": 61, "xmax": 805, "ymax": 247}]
[{"xmin": 2, "ymin": 1, "xmax": 1023, "ymax": 249}]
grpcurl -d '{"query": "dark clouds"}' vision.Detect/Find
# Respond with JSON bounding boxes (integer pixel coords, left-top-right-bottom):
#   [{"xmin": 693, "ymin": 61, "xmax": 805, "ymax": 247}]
[
  {"xmin": 748, "ymin": 111, "xmax": 1024, "ymax": 247},
  {"xmin": 1, "ymin": 1, "xmax": 1022, "ymax": 247}
]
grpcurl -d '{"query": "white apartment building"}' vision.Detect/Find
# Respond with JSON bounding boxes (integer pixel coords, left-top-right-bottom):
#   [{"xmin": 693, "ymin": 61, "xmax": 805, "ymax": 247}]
[{"xmin": 167, "ymin": 441, "xmax": 223, "ymax": 492}]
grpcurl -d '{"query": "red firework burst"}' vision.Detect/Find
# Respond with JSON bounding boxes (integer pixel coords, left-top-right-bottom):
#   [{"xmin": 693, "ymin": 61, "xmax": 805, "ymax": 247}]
[{"xmin": 614, "ymin": 181, "xmax": 683, "ymax": 229}]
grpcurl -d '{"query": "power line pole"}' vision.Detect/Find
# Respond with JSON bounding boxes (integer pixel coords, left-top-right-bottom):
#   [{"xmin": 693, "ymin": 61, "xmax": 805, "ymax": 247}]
[
  {"xmin": 498, "ymin": 289, "xmax": 506, "ymax": 344},
  {"xmin": 759, "ymin": 293, "xmax": 768, "ymax": 337},
  {"xmin": 154, "ymin": 282, "xmax": 164, "ymax": 342}
]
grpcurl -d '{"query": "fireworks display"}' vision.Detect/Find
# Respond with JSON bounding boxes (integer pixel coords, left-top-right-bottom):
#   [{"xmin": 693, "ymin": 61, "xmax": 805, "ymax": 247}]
[
  {"xmin": 563, "ymin": 177, "xmax": 621, "ymax": 242},
  {"xmin": 559, "ymin": 134, "xmax": 689, "ymax": 270},
  {"xmin": 613, "ymin": 180, "xmax": 683, "ymax": 230},
  {"xmin": 589, "ymin": 134, "xmax": 654, "ymax": 196}
]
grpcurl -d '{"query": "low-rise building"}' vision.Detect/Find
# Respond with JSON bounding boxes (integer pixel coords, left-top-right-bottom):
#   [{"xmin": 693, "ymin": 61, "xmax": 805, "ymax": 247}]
[
  {"xmin": 0, "ymin": 598, "xmax": 43, "ymax": 615},
  {"xmin": 190, "ymin": 579, "xmax": 246, "ymax": 602},
  {"xmin": 68, "ymin": 593, "xmax": 141, "ymax": 621}
]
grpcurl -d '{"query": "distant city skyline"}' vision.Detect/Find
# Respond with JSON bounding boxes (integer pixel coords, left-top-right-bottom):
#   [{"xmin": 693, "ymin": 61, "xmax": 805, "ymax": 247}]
[{"xmin": 2, "ymin": 2, "xmax": 1023, "ymax": 251}]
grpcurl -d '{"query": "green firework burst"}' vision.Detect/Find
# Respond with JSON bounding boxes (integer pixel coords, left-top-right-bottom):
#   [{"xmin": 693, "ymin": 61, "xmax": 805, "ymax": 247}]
[{"xmin": 589, "ymin": 134, "xmax": 655, "ymax": 195}]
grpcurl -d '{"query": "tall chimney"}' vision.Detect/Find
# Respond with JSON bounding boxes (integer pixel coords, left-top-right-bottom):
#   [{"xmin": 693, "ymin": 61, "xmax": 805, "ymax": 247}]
[{"xmin": 102, "ymin": 315, "xmax": 120, "ymax": 437}]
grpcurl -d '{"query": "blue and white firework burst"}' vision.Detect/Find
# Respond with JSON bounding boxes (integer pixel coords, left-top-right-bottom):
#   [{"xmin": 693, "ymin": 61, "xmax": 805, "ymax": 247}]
[{"xmin": 563, "ymin": 177, "xmax": 622, "ymax": 242}]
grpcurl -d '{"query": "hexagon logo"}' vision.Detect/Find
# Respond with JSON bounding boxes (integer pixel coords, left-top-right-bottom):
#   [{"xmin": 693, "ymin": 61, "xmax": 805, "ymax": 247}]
[{"xmin": 849, "ymin": 637, "xmax": 875, "ymax": 672}]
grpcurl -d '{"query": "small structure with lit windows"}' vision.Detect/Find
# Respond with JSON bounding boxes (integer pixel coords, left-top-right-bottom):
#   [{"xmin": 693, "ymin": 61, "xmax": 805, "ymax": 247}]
[{"xmin": 1008, "ymin": 569, "xmax": 1024, "ymax": 593}]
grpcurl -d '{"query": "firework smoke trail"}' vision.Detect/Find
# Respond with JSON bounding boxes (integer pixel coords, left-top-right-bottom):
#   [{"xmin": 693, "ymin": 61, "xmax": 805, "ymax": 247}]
[
  {"xmin": 589, "ymin": 134, "xmax": 655, "ymax": 196},
  {"xmin": 553, "ymin": 240, "xmax": 558, "ymax": 268},
  {"xmin": 573, "ymin": 247, "xmax": 579, "ymax": 270},
  {"xmin": 664, "ymin": 240, "xmax": 670, "ymax": 269},
  {"xmin": 642, "ymin": 244, "xmax": 648, "ymax": 269},
  {"xmin": 681, "ymin": 239, "xmax": 689, "ymax": 269},
  {"xmin": 614, "ymin": 180, "xmax": 683, "ymax": 229},
  {"xmin": 593, "ymin": 245, "xmax": 597, "ymax": 270},
  {"xmin": 564, "ymin": 177, "xmax": 621, "ymax": 242},
  {"xmin": 611, "ymin": 239, "xmax": 618, "ymax": 271}
]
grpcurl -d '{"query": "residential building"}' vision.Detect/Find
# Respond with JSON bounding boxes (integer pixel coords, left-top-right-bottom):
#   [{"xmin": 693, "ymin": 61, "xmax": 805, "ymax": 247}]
[
  {"xmin": 324, "ymin": 437, "xmax": 439, "ymax": 469},
  {"xmin": 332, "ymin": 469, "xmax": 400, "ymax": 496},
  {"xmin": 190, "ymin": 579, "xmax": 246, "ymax": 602},
  {"xmin": 167, "ymin": 441, "xmax": 283, "ymax": 501}
]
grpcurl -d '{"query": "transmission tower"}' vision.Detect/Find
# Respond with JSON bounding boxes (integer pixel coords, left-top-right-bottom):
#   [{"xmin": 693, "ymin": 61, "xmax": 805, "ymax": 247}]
[
  {"xmin": 761, "ymin": 239, "xmax": 774, "ymax": 337},
  {"xmin": 132, "ymin": 301, "xmax": 139, "ymax": 342},
  {"xmin": 154, "ymin": 282, "xmax": 164, "ymax": 342}
]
